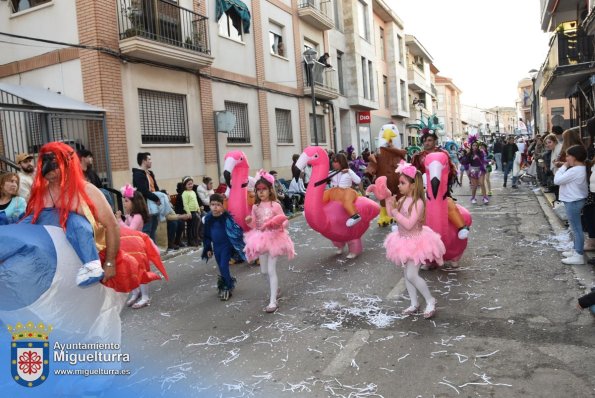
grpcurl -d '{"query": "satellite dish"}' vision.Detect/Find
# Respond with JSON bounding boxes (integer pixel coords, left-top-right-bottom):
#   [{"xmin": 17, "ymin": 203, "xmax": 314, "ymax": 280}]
[{"xmin": 215, "ymin": 111, "xmax": 236, "ymax": 133}]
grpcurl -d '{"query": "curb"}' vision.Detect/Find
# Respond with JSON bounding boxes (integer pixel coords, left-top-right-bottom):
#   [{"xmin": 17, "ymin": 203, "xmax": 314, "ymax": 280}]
[{"xmin": 533, "ymin": 190, "xmax": 594, "ymax": 289}]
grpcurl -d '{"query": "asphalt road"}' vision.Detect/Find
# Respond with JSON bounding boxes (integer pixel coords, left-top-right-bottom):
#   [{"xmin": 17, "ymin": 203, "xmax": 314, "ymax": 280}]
[{"xmin": 115, "ymin": 172, "xmax": 595, "ymax": 398}]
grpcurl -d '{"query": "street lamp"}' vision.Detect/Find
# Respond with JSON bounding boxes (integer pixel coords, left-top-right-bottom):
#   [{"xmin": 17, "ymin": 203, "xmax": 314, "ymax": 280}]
[
  {"xmin": 303, "ymin": 48, "xmax": 319, "ymax": 146},
  {"xmin": 528, "ymin": 68, "xmax": 539, "ymax": 136}
]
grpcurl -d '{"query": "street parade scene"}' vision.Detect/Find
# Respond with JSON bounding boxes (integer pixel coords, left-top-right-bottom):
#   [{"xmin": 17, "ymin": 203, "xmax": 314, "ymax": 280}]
[{"xmin": 1, "ymin": 0, "xmax": 595, "ymax": 397}]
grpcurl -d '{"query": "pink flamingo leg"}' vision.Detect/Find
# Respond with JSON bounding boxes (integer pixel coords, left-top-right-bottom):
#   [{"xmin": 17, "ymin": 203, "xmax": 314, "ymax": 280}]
[{"xmin": 347, "ymin": 239, "xmax": 363, "ymax": 255}]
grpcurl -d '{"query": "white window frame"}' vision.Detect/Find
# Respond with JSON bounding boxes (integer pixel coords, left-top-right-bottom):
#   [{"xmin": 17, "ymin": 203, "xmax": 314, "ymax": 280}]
[
  {"xmin": 218, "ymin": 12, "xmax": 244, "ymax": 42},
  {"xmin": 269, "ymin": 22, "xmax": 285, "ymax": 57},
  {"xmin": 275, "ymin": 108, "xmax": 293, "ymax": 144}
]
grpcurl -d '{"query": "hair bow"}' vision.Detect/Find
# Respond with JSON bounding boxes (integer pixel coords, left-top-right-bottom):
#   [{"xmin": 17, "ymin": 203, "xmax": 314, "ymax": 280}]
[
  {"xmin": 395, "ymin": 160, "xmax": 418, "ymax": 180},
  {"xmin": 255, "ymin": 169, "xmax": 275, "ymax": 185},
  {"xmin": 121, "ymin": 184, "xmax": 136, "ymax": 199}
]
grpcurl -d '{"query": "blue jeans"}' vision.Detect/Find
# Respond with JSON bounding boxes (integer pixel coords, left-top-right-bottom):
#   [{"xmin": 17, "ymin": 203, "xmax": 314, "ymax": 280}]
[
  {"xmin": 494, "ymin": 153, "xmax": 502, "ymax": 171},
  {"xmin": 142, "ymin": 214, "xmax": 159, "ymax": 243},
  {"xmin": 564, "ymin": 199, "xmax": 586, "ymax": 255},
  {"xmin": 502, "ymin": 161, "xmax": 514, "ymax": 185}
]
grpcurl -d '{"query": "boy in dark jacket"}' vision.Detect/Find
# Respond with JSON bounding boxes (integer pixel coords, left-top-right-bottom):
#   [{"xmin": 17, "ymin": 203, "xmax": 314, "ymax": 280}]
[{"xmin": 202, "ymin": 193, "xmax": 246, "ymax": 300}]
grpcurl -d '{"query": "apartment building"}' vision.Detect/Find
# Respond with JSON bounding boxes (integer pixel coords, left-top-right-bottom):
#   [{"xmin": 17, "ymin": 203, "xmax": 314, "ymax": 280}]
[
  {"xmin": 537, "ymin": 0, "xmax": 594, "ymax": 133},
  {"xmin": 404, "ymin": 34, "xmax": 435, "ymax": 145},
  {"xmin": 434, "ymin": 76, "xmax": 462, "ymax": 142},
  {"xmin": 370, "ymin": 0, "xmax": 409, "ymax": 147}
]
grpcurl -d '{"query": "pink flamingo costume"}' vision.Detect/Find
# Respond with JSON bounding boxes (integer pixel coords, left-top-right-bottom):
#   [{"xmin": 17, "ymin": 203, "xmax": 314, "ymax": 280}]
[
  {"xmin": 425, "ymin": 151, "xmax": 472, "ymax": 262},
  {"xmin": 223, "ymin": 151, "xmax": 252, "ymax": 232},
  {"xmin": 384, "ymin": 196, "xmax": 446, "ymax": 266},
  {"xmin": 244, "ymin": 201, "xmax": 295, "ymax": 262},
  {"xmin": 296, "ymin": 146, "xmax": 380, "ymax": 257}
]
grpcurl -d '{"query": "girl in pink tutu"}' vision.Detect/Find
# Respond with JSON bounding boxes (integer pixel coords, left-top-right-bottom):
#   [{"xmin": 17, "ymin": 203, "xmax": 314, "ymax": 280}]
[
  {"xmin": 244, "ymin": 170, "xmax": 295, "ymax": 313},
  {"xmin": 384, "ymin": 161, "xmax": 446, "ymax": 319}
]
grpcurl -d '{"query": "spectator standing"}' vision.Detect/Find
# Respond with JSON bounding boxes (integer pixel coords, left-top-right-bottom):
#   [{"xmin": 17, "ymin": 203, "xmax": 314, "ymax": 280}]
[
  {"xmin": 501, "ymin": 136, "xmax": 518, "ymax": 188},
  {"xmin": 318, "ymin": 52, "xmax": 332, "ymax": 67},
  {"xmin": 132, "ymin": 152, "xmax": 161, "ymax": 242},
  {"xmin": 77, "ymin": 149, "xmax": 113, "ymax": 209},
  {"xmin": 0, "ymin": 172, "xmax": 26, "ymax": 225},
  {"xmin": 555, "ymin": 145, "xmax": 588, "ymax": 265},
  {"xmin": 197, "ymin": 176, "xmax": 215, "ymax": 212},
  {"xmin": 550, "ymin": 125, "xmax": 564, "ymax": 174},
  {"xmin": 16, "ymin": 153, "xmax": 35, "ymax": 201},
  {"xmin": 492, "ymin": 138, "xmax": 503, "ymax": 171},
  {"xmin": 181, "ymin": 176, "xmax": 201, "ymax": 247}
]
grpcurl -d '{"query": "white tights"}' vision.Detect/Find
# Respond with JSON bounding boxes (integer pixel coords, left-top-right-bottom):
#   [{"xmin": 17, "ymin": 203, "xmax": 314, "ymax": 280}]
[
  {"xmin": 130, "ymin": 284, "xmax": 150, "ymax": 301},
  {"xmin": 259, "ymin": 254, "xmax": 278, "ymax": 306},
  {"xmin": 403, "ymin": 262, "xmax": 433, "ymax": 308}
]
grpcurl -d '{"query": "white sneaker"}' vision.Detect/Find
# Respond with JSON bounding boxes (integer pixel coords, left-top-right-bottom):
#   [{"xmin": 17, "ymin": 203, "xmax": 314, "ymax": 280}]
[
  {"xmin": 562, "ymin": 250, "xmax": 576, "ymax": 257},
  {"xmin": 471, "ymin": 198, "xmax": 477, "ymax": 204},
  {"xmin": 457, "ymin": 228, "xmax": 469, "ymax": 240},
  {"xmin": 335, "ymin": 247, "xmax": 344, "ymax": 255},
  {"xmin": 561, "ymin": 254, "xmax": 585, "ymax": 265},
  {"xmin": 76, "ymin": 260, "xmax": 104, "ymax": 287},
  {"xmin": 346, "ymin": 214, "xmax": 362, "ymax": 227},
  {"xmin": 346, "ymin": 252, "xmax": 358, "ymax": 259}
]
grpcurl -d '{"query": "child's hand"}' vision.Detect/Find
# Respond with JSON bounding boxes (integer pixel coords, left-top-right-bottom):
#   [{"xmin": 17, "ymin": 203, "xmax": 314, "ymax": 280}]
[
  {"xmin": 207, "ymin": 251, "xmax": 213, "ymax": 258},
  {"xmin": 341, "ymin": 168, "xmax": 349, "ymax": 173},
  {"xmin": 182, "ymin": 214, "xmax": 192, "ymax": 220},
  {"xmin": 245, "ymin": 215, "xmax": 253, "ymax": 224},
  {"xmin": 115, "ymin": 210, "xmax": 122, "ymax": 219}
]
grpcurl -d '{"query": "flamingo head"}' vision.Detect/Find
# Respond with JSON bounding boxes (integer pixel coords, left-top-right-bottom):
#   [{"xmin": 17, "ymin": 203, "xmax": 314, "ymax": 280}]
[
  {"xmin": 296, "ymin": 146, "xmax": 329, "ymax": 171},
  {"xmin": 425, "ymin": 151, "xmax": 449, "ymax": 201},
  {"xmin": 223, "ymin": 150, "xmax": 249, "ymax": 188}
]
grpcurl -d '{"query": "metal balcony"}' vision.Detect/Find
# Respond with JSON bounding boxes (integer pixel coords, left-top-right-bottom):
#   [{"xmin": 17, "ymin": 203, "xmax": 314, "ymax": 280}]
[
  {"xmin": 542, "ymin": 30, "xmax": 595, "ymax": 98},
  {"xmin": 117, "ymin": 0, "xmax": 213, "ymax": 70},
  {"xmin": 297, "ymin": 0, "xmax": 334, "ymax": 31},
  {"xmin": 303, "ymin": 61, "xmax": 340, "ymax": 100}
]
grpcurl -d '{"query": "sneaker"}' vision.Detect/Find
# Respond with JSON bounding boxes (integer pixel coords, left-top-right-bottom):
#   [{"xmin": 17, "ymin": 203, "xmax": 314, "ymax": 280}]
[
  {"xmin": 335, "ymin": 247, "xmax": 344, "ymax": 255},
  {"xmin": 589, "ymin": 258, "xmax": 595, "ymax": 266},
  {"xmin": 503, "ymin": 182, "xmax": 507, "ymax": 187},
  {"xmin": 220, "ymin": 289, "xmax": 231, "ymax": 301},
  {"xmin": 471, "ymin": 198, "xmax": 477, "ymax": 205},
  {"xmin": 483, "ymin": 196, "xmax": 489, "ymax": 204},
  {"xmin": 488, "ymin": 191, "xmax": 493, "ymax": 196},
  {"xmin": 346, "ymin": 214, "xmax": 362, "ymax": 227},
  {"xmin": 346, "ymin": 252, "xmax": 358, "ymax": 259},
  {"xmin": 561, "ymin": 254, "xmax": 585, "ymax": 265},
  {"xmin": 562, "ymin": 250, "xmax": 576, "ymax": 257},
  {"xmin": 512, "ymin": 185, "xmax": 518, "ymax": 189},
  {"xmin": 457, "ymin": 227, "xmax": 469, "ymax": 240}
]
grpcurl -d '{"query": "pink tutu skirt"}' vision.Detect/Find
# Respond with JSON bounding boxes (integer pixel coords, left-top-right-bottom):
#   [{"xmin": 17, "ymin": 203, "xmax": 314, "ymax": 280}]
[
  {"xmin": 383, "ymin": 226, "xmax": 446, "ymax": 267},
  {"xmin": 244, "ymin": 229, "xmax": 295, "ymax": 262}
]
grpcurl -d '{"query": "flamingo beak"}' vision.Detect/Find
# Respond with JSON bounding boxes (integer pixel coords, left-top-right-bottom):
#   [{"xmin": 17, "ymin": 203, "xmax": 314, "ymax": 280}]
[
  {"xmin": 428, "ymin": 160, "xmax": 442, "ymax": 199},
  {"xmin": 223, "ymin": 157, "xmax": 236, "ymax": 187},
  {"xmin": 295, "ymin": 153, "xmax": 310, "ymax": 171}
]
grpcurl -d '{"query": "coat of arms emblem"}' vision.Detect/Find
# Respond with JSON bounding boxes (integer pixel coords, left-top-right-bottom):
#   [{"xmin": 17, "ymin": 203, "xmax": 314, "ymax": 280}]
[{"xmin": 7, "ymin": 321, "xmax": 52, "ymax": 388}]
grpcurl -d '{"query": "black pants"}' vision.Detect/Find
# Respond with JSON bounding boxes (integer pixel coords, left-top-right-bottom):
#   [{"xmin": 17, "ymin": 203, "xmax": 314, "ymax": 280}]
[
  {"xmin": 583, "ymin": 203, "xmax": 595, "ymax": 239},
  {"xmin": 187, "ymin": 211, "xmax": 202, "ymax": 246}
]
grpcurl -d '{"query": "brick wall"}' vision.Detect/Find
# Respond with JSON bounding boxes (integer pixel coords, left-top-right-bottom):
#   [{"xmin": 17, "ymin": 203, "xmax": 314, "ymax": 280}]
[{"xmin": 75, "ymin": 0, "xmax": 129, "ymax": 172}]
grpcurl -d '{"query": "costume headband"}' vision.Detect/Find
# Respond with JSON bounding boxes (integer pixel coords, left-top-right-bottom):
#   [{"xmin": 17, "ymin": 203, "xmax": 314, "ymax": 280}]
[
  {"xmin": 121, "ymin": 184, "xmax": 136, "ymax": 199},
  {"xmin": 255, "ymin": 169, "xmax": 275, "ymax": 185},
  {"xmin": 395, "ymin": 160, "xmax": 418, "ymax": 180}
]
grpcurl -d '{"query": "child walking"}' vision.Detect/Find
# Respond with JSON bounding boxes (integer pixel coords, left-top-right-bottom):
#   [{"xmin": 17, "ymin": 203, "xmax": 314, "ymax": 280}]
[
  {"xmin": 116, "ymin": 184, "xmax": 152, "ymax": 309},
  {"xmin": 554, "ymin": 145, "xmax": 589, "ymax": 265},
  {"xmin": 384, "ymin": 162, "xmax": 446, "ymax": 319},
  {"xmin": 323, "ymin": 153, "xmax": 363, "ymax": 227},
  {"xmin": 244, "ymin": 171, "xmax": 295, "ymax": 313},
  {"xmin": 202, "ymin": 193, "xmax": 246, "ymax": 300}
]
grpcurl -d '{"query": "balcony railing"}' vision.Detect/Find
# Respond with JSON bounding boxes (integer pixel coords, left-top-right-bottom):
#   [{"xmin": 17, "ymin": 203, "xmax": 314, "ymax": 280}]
[
  {"xmin": 117, "ymin": 0, "xmax": 210, "ymax": 55},
  {"xmin": 303, "ymin": 61, "xmax": 339, "ymax": 100},
  {"xmin": 297, "ymin": 0, "xmax": 334, "ymax": 30},
  {"xmin": 543, "ymin": 30, "xmax": 594, "ymax": 84}
]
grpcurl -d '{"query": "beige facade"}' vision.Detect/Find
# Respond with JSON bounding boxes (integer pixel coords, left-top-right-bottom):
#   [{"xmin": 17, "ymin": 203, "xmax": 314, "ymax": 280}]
[
  {"xmin": 434, "ymin": 76, "xmax": 462, "ymax": 142},
  {"xmin": 2, "ymin": 0, "xmax": 461, "ymax": 189}
]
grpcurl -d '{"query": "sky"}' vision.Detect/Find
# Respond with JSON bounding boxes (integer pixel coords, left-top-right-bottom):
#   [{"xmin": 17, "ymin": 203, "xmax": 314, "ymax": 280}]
[{"xmin": 389, "ymin": 0, "xmax": 551, "ymax": 109}]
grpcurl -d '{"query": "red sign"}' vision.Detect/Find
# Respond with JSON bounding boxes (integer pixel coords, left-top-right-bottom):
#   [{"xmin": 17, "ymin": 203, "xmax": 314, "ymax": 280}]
[{"xmin": 357, "ymin": 111, "xmax": 371, "ymax": 124}]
